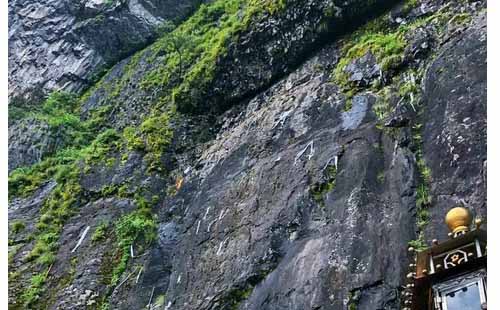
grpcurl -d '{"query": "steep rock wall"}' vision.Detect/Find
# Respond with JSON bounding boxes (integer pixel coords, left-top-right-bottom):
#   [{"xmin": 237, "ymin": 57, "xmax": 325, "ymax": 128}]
[
  {"xmin": 8, "ymin": 0, "xmax": 486, "ymax": 309},
  {"xmin": 8, "ymin": 0, "xmax": 205, "ymax": 104}
]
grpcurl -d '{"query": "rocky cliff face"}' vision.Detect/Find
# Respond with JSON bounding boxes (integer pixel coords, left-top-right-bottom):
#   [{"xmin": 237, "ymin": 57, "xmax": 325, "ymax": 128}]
[
  {"xmin": 9, "ymin": 0, "xmax": 204, "ymax": 104},
  {"xmin": 8, "ymin": 0, "xmax": 486, "ymax": 309}
]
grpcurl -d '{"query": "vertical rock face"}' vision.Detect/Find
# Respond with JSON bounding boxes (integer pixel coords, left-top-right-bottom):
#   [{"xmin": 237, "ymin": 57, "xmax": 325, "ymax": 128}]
[
  {"xmin": 152, "ymin": 60, "xmax": 416, "ymax": 309},
  {"xmin": 420, "ymin": 13, "xmax": 487, "ymax": 241},
  {"xmin": 8, "ymin": 0, "xmax": 204, "ymax": 104},
  {"xmin": 8, "ymin": 118, "xmax": 56, "ymax": 172},
  {"xmin": 8, "ymin": 0, "xmax": 486, "ymax": 309}
]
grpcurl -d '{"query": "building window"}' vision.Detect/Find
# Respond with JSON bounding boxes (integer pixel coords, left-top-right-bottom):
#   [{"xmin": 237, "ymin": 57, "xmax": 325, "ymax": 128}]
[
  {"xmin": 444, "ymin": 281, "xmax": 482, "ymax": 309},
  {"xmin": 433, "ymin": 270, "xmax": 486, "ymax": 310}
]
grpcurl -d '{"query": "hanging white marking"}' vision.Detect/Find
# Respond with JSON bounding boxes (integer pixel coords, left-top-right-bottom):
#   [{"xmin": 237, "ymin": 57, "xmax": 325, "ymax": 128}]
[
  {"xmin": 203, "ymin": 206, "xmax": 211, "ymax": 220},
  {"xmin": 195, "ymin": 220, "xmax": 201, "ymax": 235},
  {"xmin": 216, "ymin": 237, "xmax": 230, "ymax": 256},
  {"xmin": 294, "ymin": 140, "xmax": 315, "ymax": 165},
  {"xmin": 71, "ymin": 226, "xmax": 90, "ymax": 253}
]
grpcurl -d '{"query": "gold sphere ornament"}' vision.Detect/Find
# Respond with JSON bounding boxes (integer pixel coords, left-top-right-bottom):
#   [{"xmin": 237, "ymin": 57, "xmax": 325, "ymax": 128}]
[
  {"xmin": 475, "ymin": 218, "xmax": 483, "ymax": 229},
  {"xmin": 445, "ymin": 206, "xmax": 472, "ymax": 235}
]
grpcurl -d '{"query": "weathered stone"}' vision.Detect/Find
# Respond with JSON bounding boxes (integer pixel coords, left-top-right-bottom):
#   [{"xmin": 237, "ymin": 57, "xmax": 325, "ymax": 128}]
[
  {"xmin": 9, "ymin": 118, "xmax": 55, "ymax": 172},
  {"xmin": 421, "ymin": 11, "xmax": 486, "ymax": 241},
  {"xmin": 8, "ymin": 0, "xmax": 206, "ymax": 104},
  {"xmin": 8, "ymin": 1, "xmax": 487, "ymax": 310},
  {"xmin": 344, "ymin": 52, "xmax": 381, "ymax": 87}
]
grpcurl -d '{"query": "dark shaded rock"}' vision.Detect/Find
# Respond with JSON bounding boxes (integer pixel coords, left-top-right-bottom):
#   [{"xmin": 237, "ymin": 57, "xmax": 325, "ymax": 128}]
[
  {"xmin": 49, "ymin": 198, "xmax": 137, "ymax": 310},
  {"xmin": 80, "ymin": 0, "xmax": 400, "ymax": 128},
  {"xmin": 384, "ymin": 103, "xmax": 415, "ymax": 128},
  {"xmin": 420, "ymin": 12, "xmax": 486, "ymax": 241},
  {"xmin": 108, "ymin": 46, "xmax": 416, "ymax": 310},
  {"xmin": 8, "ymin": 1, "xmax": 487, "ymax": 310},
  {"xmin": 8, "ymin": 0, "xmax": 205, "ymax": 104},
  {"xmin": 404, "ymin": 26, "xmax": 434, "ymax": 61},
  {"xmin": 9, "ymin": 118, "xmax": 55, "ymax": 172},
  {"xmin": 344, "ymin": 52, "xmax": 381, "ymax": 87}
]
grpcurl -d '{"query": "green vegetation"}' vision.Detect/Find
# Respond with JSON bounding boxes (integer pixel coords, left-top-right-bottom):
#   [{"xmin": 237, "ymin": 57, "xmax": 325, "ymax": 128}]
[
  {"xmin": 100, "ymin": 302, "xmax": 110, "ymax": 310},
  {"xmin": 310, "ymin": 165, "xmax": 337, "ymax": 207},
  {"xmin": 332, "ymin": 0, "xmax": 471, "ymax": 112},
  {"xmin": 416, "ymin": 204, "xmax": 430, "ymax": 230},
  {"xmin": 11, "ymin": 220, "xmax": 25, "ymax": 235},
  {"xmin": 408, "ymin": 236, "xmax": 427, "ymax": 251},
  {"xmin": 9, "ymin": 92, "xmax": 94, "ymax": 162},
  {"xmin": 227, "ymin": 287, "xmax": 253, "ymax": 310},
  {"xmin": 151, "ymin": 294, "xmax": 166, "ymax": 309},
  {"xmin": 377, "ymin": 171, "xmax": 385, "ymax": 184},
  {"xmin": 21, "ymin": 273, "xmax": 47, "ymax": 308},
  {"xmin": 373, "ymin": 86, "xmax": 392, "ymax": 123},
  {"xmin": 140, "ymin": 111, "xmax": 175, "ymax": 171},
  {"xmin": 111, "ymin": 209, "xmax": 157, "ymax": 285},
  {"xmin": 332, "ymin": 15, "xmax": 406, "ymax": 99},
  {"xmin": 401, "ymin": 0, "xmax": 419, "ymax": 15},
  {"xmin": 347, "ymin": 291, "xmax": 359, "ymax": 310},
  {"xmin": 123, "ymin": 126, "xmax": 145, "ymax": 151},
  {"xmin": 92, "ymin": 222, "xmax": 110, "ymax": 243},
  {"xmin": 84, "ymin": 0, "xmax": 287, "ymax": 114}
]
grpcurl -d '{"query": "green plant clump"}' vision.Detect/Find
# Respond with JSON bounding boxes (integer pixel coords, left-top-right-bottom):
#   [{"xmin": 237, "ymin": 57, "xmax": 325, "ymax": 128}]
[
  {"xmin": 89, "ymin": 0, "xmax": 288, "ymax": 113},
  {"xmin": 333, "ymin": 23, "xmax": 407, "ymax": 93},
  {"xmin": 92, "ymin": 222, "xmax": 110, "ymax": 243},
  {"xmin": 11, "ymin": 220, "xmax": 25, "ymax": 235},
  {"xmin": 140, "ymin": 112, "xmax": 175, "ymax": 171},
  {"xmin": 311, "ymin": 165, "xmax": 337, "ymax": 206},
  {"xmin": 21, "ymin": 273, "xmax": 47, "ymax": 307},
  {"xmin": 111, "ymin": 209, "xmax": 157, "ymax": 285},
  {"xmin": 408, "ymin": 236, "xmax": 427, "ymax": 251}
]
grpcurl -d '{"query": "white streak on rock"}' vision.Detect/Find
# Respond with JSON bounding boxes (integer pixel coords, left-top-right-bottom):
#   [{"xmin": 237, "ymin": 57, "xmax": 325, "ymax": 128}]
[
  {"xmin": 216, "ymin": 237, "xmax": 230, "ymax": 256},
  {"xmin": 294, "ymin": 140, "xmax": 314, "ymax": 165},
  {"xmin": 207, "ymin": 218, "xmax": 218, "ymax": 232},
  {"xmin": 195, "ymin": 220, "xmax": 201, "ymax": 235},
  {"xmin": 71, "ymin": 226, "xmax": 90, "ymax": 253},
  {"xmin": 203, "ymin": 206, "xmax": 211, "ymax": 221}
]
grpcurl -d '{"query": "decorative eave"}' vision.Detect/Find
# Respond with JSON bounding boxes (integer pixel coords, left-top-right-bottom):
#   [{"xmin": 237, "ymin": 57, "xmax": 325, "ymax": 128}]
[{"xmin": 402, "ymin": 206, "xmax": 487, "ymax": 310}]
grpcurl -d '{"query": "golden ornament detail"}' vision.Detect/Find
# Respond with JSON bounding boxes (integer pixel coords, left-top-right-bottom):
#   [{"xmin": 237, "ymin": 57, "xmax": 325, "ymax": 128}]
[{"xmin": 445, "ymin": 206, "xmax": 472, "ymax": 235}]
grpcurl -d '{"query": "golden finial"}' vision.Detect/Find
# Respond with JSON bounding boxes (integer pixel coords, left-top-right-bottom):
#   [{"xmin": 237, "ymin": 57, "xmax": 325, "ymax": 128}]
[
  {"xmin": 445, "ymin": 206, "xmax": 472, "ymax": 236},
  {"xmin": 475, "ymin": 218, "xmax": 483, "ymax": 229}
]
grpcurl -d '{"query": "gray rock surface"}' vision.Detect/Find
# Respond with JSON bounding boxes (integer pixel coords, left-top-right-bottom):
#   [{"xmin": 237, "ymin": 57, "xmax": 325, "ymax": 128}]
[
  {"xmin": 421, "ymin": 12, "xmax": 487, "ymax": 240},
  {"xmin": 8, "ymin": 118, "xmax": 54, "ymax": 172},
  {"xmin": 8, "ymin": 0, "xmax": 486, "ymax": 309},
  {"xmin": 8, "ymin": 0, "xmax": 204, "ymax": 104},
  {"xmin": 344, "ymin": 52, "xmax": 381, "ymax": 87},
  {"xmin": 80, "ymin": 0, "xmax": 400, "ymax": 129}
]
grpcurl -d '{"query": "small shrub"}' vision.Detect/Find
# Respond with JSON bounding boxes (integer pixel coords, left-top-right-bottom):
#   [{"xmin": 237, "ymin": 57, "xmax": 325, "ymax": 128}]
[
  {"xmin": 115, "ymin": 210, "xmax": 157, "ymax": 249},
  {"xmin": 416, "ymin": 184, "xmax": 432, "ymax": 209},
  {"xmin": 111, "ymin": 209, "xmax": 157, "ymax": 284},
  {"xmin": 11, "ymin": 220, "xmax": 25, "ymax": 235},
  {"xmin": 123, "ymin": 126, "xmax": 145, "ymax": 151},
  {"xmin": 408, "ymin": 237, "xmax": 427, "ymax": 251},
  {"xmin": 22, "ymin": 273, "xmax": 46, "ymax": 307},
  {"xmin": 140, "ymin": 112, "xmax": 175, "ymax": 170},
  {"xmin": 419, "ymin": 160, "xmax": 432, "ymax": 183},
  {"xmin": 334, "ymin": 31, "xmax": 406, "ymax": 90},
  {"xmin": 36, "ymin": 252, "xmax": 56, "ymax": 266},
  {"xmin": 91, "ymin": 222, "xmax": 110, "ymax": 243},
  {"xmin": 310, "ymin": 165, "xmax": 337, "ymax": 206}
]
